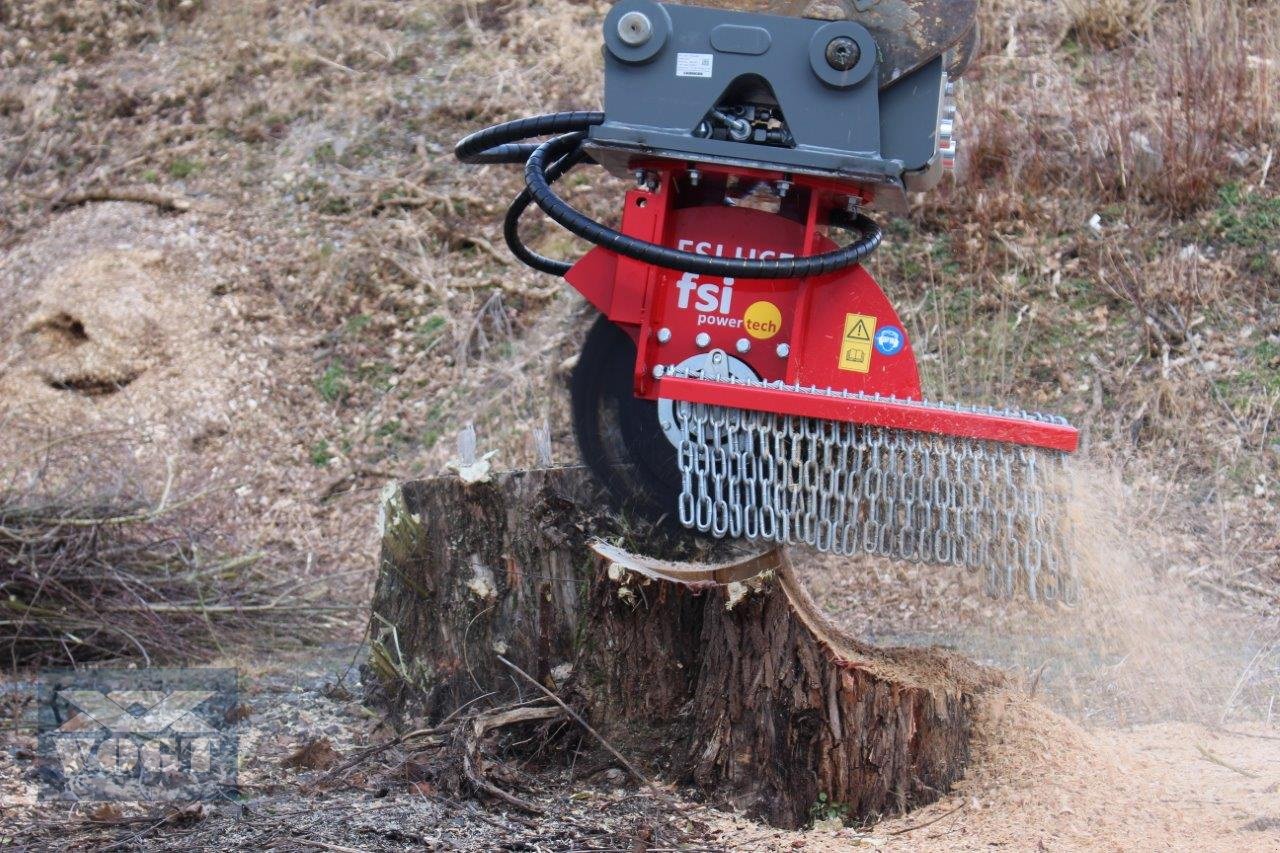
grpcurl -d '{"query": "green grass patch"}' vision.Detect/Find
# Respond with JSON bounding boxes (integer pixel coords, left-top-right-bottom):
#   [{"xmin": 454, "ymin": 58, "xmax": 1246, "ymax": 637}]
[
  {"xmin": 356, "ymin": 362, "xmax": 396, "ymax": 392},
  {"xmin": 310, "ymin": 439, "xmax": 334, "ymax": 467},
  {"xmin": 1215, "ymin": 183, "xmax": 1280, "ymax": 249},
  {"xmin": 316, "ymin": 363, "xmax": 348, "ymax": 403},
  {"xmin": 168, "ymin": 157, "xmax": 201, "ymax": 179},
  {"xmin": 312, "ymin": 141, "xmax": 337, "ymax": 163}
]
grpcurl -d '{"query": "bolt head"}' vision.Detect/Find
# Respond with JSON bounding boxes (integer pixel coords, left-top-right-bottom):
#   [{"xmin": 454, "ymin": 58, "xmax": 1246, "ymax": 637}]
[
  {"xmin": 825, "ymin": 36, "xmax": 861, "ymax": 72},
  {"xmin": 695, "ymin": 332, "xmax": 711, "ymax": 348},
  {"xmin": 776, "ymin": 343, "xmax": 791, "ymax": 358},
  {"xmin": 656, "ymin": 327, "xmax": 672, "ymax": 344},
  {"xmin": 775, "ymin": 180, "xmax": 791, "ymax": 198},
  {"xmin": 688, "ymin": 168, "xmax": 701, "ymax": 187},
  {"xmin": 617, "ymin": 11, "xmax": 653, "ymax": 47},
  {"xmin": 652, "ymin": 364, "xmax": 665, "ymax": 378},
  {"xmin": 735, "ymin": 338, "xmax": 751, "ymax": 354},
  {"xmin": 941, "ymin": 140, "xmax": 958, "ymax": 170},
  {"xmin": 710, "ymin": 350, "xmax": 724, "ymax": 364}
]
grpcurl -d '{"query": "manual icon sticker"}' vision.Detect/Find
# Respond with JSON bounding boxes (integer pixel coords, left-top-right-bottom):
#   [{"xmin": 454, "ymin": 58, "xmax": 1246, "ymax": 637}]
[{"xmin": 839, "ymin": 313, "xmax": 877, "ymax": 373}]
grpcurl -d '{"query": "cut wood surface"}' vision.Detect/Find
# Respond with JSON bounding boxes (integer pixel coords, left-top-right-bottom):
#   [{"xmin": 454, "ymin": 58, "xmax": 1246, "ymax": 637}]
[{"xmin": 366, "ymin": 467, "xmax": 1001, "ymax": 828}]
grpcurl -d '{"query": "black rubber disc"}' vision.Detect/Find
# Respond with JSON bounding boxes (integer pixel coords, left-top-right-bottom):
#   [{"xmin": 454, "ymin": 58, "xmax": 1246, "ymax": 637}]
[{"xmin": 571, "ymin": 314, "xmax": 681, "ymax": 525}]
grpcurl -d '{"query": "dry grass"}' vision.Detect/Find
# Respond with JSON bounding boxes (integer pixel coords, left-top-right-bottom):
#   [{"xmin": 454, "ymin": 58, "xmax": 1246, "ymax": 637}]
[
  {"xmin": 0, "ymin": 437, "xmax": 347, "ymax": 667},
  {"xmin": 1098, "ymin": 0, "xmax": 1278, "ymax": 213},
  {"xmin": 0, "ymin": 489, "xmax": 349, "ymax": 667},
  {"xmin": 1062, "ymin": 0, "xmax": 1156, "ymax": 48}
]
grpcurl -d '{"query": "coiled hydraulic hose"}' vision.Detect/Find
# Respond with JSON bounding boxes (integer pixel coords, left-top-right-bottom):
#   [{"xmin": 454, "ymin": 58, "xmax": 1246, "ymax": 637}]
[{"xmin": 454, "ymin": 112, "xmax": 883, "ymax": 279}]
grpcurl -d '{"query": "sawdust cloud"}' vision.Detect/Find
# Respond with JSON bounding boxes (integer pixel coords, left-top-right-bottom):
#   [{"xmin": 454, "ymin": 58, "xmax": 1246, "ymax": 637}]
[{"xmin": 1045, "ymin": 460, "xmax": 1246, "ymax": 724}]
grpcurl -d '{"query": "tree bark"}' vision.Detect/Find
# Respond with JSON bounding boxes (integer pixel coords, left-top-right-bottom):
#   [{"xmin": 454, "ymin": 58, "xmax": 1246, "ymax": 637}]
[{"xmin": 366, "ymin": 467, "xmax": 1000, "ymax": 829}]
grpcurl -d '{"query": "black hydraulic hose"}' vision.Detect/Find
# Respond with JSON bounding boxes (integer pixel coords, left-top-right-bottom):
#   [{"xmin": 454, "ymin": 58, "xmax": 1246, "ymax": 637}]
[
  {"xmin": 454, "ymin": 111, "xmax": 883, "ymax": 279},
  {"xmin": 454, "ymin": 111, "xmax": 605, "ymax": 164},
  {"xmin": 503, "ymin": 146, "xmax": 589, "ymax": 276},
  {"xmin": 523, "ymin": 133, "xmax": 882, "ymax": 279}
]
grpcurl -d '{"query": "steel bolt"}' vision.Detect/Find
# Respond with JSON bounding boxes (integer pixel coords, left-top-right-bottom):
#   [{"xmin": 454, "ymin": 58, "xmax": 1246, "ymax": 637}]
[
  {"xmin": 776, "ymin": 343, "xmax": 791, "ymax": 358},
  {"xmin": 825, "ymin": 36, "xmax": 861, "ymax": 71},
  {"xmin": 710, "ymin": 350, "xmax": 724, "ymax": 364},
  {"xmin": 617, "ymin": 11, "xmax": 653, "ymax": 47},
  {"xmin": 688, "ymin": 168, "xmax": 701, "ymax": 187},
  {"xmin": 735, "ymin": 338, "xmax": 751, "ymax": 354},
  {"xmin": 656, "ymin": 327, "xmax": 672, "ymax": 344},
  {"xmin": 652, "ymin": 364, "xmax": 665, "ymax": 378},
  {"xmin": 695, "ymin": 332, "xmax": 711, "ymax": 348},
  {"xmin": 941, "ymin": 139, "xmax": 958, "ymax": 170},
  {"xmin": 775, "ymin": 180, "xmax": 791, "ymax": 198}
]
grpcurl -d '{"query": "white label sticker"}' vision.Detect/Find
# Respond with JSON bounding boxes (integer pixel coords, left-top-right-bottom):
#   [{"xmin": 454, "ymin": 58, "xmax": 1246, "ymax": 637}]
[{"xmin": 676, "ymin": 52, "xmax": 714, "ymax": 78}]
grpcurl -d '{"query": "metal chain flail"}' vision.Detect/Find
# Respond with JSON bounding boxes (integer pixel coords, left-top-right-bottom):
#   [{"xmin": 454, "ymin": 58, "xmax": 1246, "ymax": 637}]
[{"xmin": 668, "ymin": 369, "xmax": 1079, "ymax": 603}]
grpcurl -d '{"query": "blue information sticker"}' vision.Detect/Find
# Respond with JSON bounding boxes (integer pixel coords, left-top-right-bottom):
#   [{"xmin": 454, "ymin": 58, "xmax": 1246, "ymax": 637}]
[{"xmin": 874, "ymin": 325, "xmax": 905, "ymax": 357}]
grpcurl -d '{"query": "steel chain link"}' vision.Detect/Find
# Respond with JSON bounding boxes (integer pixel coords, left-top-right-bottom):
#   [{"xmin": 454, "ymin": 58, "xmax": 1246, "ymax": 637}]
[{"xmin": 669, "ymin": 369, "xmax": 1079, "ymax": 602}]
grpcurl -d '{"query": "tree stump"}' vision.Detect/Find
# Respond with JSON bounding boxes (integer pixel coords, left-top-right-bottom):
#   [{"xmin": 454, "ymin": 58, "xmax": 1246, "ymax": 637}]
[{"xmin": 366, "ymin": 467, "xmax": 1000, "ymax": 828}]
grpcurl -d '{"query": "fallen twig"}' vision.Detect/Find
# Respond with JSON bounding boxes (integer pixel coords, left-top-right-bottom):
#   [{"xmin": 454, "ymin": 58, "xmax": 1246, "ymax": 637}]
[
  {"xmin": 295, "ymin": 840, "xmax": 373, "ymax": 853},
  {"xmin": 1195, "ymin": 744, "xmax": 1260, "ymax": 779},
  {"xmin": 462, "ymin": 704, "xmax": 564, "ymax": 813},
  {"xmin": 50, "ymin": 186, "xmax": 224, "ymax": 214},
  {"xmin": 1027, "ymin": 659, "xmax": 1051, "ymax": 700},
  {"xmin": 887, "ymin": 799, "xmax": 967, "ymax": 835},
  {"xmin": 497, "ymin": 654, "xmax": 656, "ymax": 792}
]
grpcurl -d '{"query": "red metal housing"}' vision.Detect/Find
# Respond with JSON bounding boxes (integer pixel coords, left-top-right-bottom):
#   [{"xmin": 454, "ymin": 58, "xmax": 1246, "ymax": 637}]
[{"xmin": 563, "ymin": 166, "xmax": 1078, "ymax": 453}]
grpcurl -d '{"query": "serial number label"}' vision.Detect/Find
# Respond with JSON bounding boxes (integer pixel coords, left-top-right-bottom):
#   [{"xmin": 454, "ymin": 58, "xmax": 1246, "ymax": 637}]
[{"xmin": 676, "ymin": 53, "xmax": 714, "ymax": 78}]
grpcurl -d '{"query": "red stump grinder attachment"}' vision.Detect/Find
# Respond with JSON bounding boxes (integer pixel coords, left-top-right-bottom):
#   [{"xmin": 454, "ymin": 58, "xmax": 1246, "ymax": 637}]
[{"xmin": 456, "ymin": 0, "xmax": 1080, "ymax": 602}]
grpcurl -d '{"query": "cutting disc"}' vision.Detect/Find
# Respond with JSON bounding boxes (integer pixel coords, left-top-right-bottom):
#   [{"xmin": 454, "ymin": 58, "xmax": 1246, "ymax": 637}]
[{"xmin": 571, "ymin": 315, "xmax": 681, "ymax": 524}]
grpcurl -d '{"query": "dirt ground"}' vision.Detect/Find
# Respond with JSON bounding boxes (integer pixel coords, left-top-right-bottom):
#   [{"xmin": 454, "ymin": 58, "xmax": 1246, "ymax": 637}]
[{"xmin": 2, "ymin": 0, "xmax": 1279, "ymax": 849}]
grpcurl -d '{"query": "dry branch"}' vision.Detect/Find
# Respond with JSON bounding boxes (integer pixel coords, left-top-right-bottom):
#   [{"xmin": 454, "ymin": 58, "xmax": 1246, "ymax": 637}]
[{"xmin": 49, "ymin": 186, "xmax": 225, "ymax": 214}]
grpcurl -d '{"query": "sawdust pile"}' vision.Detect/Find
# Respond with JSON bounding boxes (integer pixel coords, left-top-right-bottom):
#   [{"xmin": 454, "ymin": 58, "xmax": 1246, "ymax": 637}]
[
  {"xmin": 876, "ymin": 691, "xmax": 1280, "ymax": 850},
  {"xmin": 0, "ymin": 202, "xmax": 372, "ymax": 612},
  {"xmin": 2, "ymin": 246, "xmax": 232, "ymax": 444},
  {"xmin": 700, "ymin": 690, "xmax": 1280, "ymax": 850}
]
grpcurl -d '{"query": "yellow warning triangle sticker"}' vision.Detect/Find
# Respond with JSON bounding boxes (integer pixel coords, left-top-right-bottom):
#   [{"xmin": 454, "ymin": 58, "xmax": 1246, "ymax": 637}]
[{"xmin": 846, "ymin": 318, "xmax": 870, "ymax": 341}]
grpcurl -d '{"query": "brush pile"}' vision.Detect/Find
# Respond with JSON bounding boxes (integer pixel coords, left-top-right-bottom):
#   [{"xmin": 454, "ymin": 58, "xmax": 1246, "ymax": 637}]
[{"xmin": 0, "ymin": 489, "xmax": 338, "ymax": 667}]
